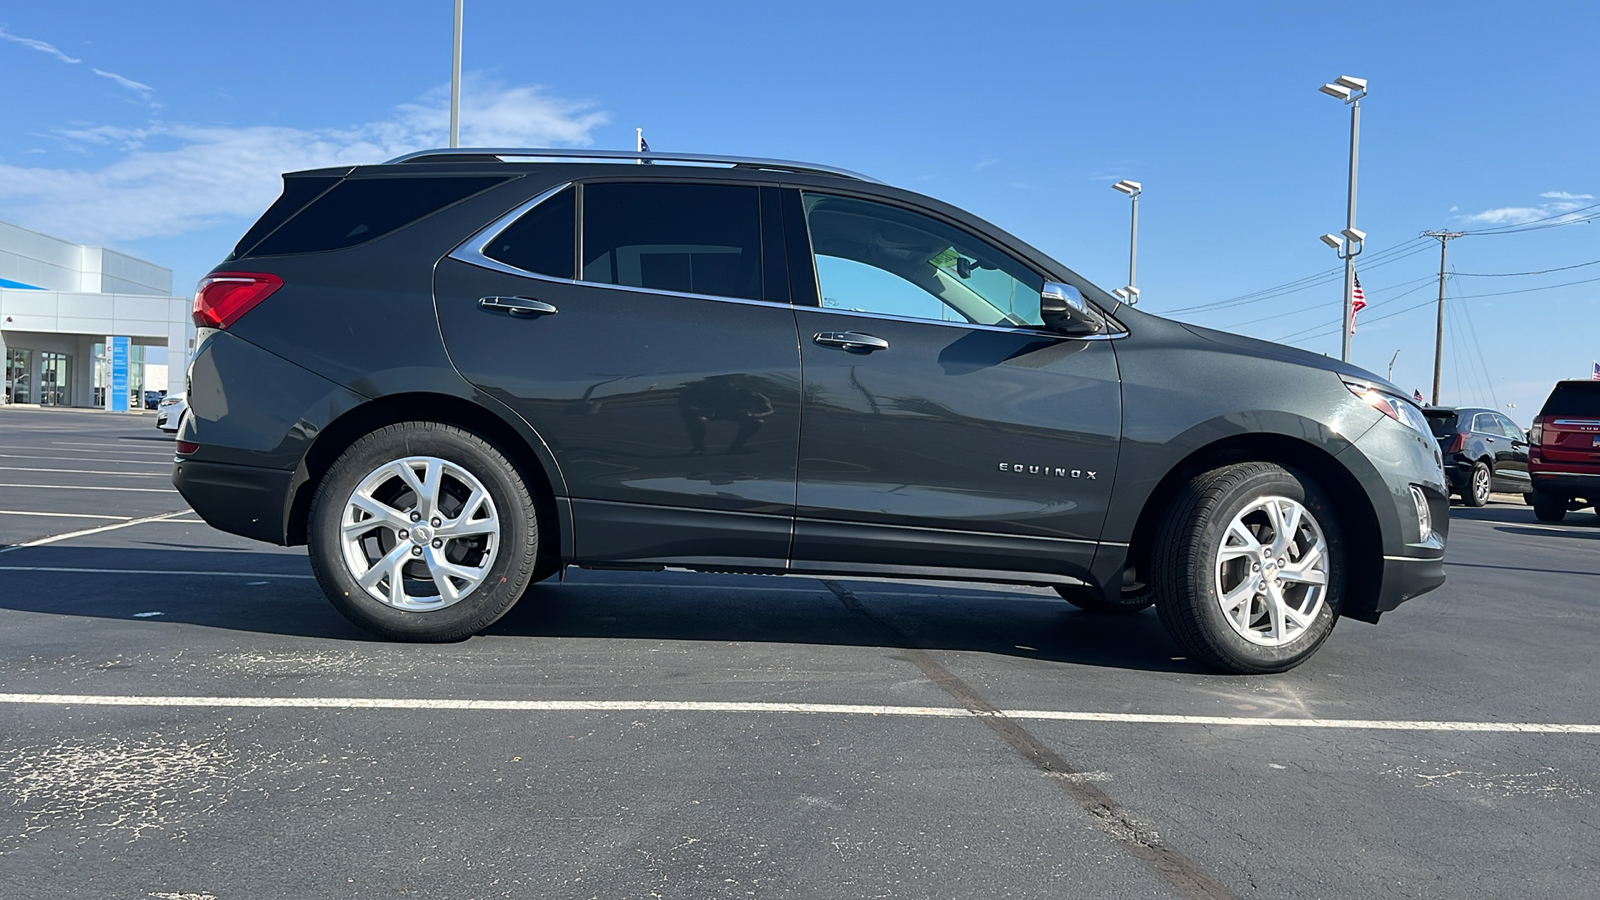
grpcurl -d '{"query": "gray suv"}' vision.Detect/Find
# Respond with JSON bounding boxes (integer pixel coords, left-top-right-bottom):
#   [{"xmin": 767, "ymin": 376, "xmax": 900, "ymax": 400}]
[{"xmin": 173, "ymin": 148, "xmax": 1447, "ymax": 673}]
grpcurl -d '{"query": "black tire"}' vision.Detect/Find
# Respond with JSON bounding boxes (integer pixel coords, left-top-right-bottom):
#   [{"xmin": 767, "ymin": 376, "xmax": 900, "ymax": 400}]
[
  {"xmin": 1522, "ymin": 493, "xmax": 1535, "ymax": 507},
  {"xmin": 307, "ymin": 422, "xmax": 539, "ymax": 641},
  {"xmin": 1531, "ymin": 491, "xmax": 1568, "ymax": 523},
  {"xmin": 1152, "ymin": 462, "xmax": 1344, "ymax": 674},
  {"xmin": 1055, "ymin": 583, "xmax": 1154, "ymax": 614},
  {"xmin": 1465, "ymin": 460, "xmax": 1492, "ymax": 507}
]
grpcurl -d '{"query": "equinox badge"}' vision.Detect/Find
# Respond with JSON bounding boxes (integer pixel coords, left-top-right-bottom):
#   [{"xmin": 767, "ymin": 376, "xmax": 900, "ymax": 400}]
[{"xmin": 999, "ymin": 463, "xmax": 1097, "ymax": 480}]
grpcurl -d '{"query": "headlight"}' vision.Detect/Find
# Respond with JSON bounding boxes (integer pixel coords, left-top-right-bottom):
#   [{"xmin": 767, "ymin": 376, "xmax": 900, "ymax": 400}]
[{"xmin": 1343, "ymin": 380, "xmax": 1431, "ymax": 439}]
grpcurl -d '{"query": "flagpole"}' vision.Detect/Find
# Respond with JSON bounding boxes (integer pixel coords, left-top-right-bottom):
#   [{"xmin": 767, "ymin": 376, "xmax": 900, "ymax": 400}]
[
  {"xmin": 449, "ymin": 0, "xmax": 463, "ymax": 148},
  {"xmin": 636, "ymin": 127, "xmax": 643, "ymax": 164}
]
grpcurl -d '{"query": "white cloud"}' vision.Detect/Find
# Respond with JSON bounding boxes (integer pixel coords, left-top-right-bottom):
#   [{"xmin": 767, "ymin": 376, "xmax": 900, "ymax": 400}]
[
  {"xmin": 0, "ymin": 26, "xmax": 81, "ymax": 64},
  {"xmin": 0, "ymin": 81, "xmax": 607, "ymax": 244},
  {"xmin": 1458, "ymin": 190, "xmax": 1595, "ymax": 226},
  {"xmin": 92, "ymin": 68, "xmax": 153, "ymax": 99}
]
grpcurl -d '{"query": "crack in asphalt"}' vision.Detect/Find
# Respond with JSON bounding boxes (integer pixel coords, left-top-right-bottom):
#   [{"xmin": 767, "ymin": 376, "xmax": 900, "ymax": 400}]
[{"xmin": 820, "ymin": 578, "xmax": 1240, "ymax": 900}]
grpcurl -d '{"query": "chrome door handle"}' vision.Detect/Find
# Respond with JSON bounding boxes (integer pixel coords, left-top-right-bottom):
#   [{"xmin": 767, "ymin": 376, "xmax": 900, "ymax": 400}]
[
  {"xmin": 813, "ymin": 331, "xmax": 889, "ymax": 352},
  {"xmin": 478, "ymin": 296, "xmax": 558, "ymax": 317}
]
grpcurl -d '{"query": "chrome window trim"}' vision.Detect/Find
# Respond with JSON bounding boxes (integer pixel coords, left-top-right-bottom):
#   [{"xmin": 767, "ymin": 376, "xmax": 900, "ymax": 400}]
[
  {"xmin": 450, "ymin": 181, "xmax": 1121, "ymax": 336},
  {"xmin": 1532, "ymin": 470, "xmax": 1600, "ymax": 477},
  {"xmin": 796, "ymin": 304, "xmax": 1128, "ymax": 341}
]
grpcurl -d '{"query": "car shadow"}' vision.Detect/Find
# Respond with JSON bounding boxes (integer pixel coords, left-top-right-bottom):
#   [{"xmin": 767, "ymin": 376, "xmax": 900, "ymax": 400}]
[
  {"xmin": 1448, "ymin": 505, "xmax": 1600, "ymax": 527},
  {"xmin": 0, "ymin": 545, "xmax": 1200, "ymax": 674}
]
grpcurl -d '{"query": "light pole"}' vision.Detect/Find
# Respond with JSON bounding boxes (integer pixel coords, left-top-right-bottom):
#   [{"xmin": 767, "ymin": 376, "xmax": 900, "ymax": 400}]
[
  {"xmin": 1319, "ymin": 74, "xmax": 1367, "ymax": 362},
  {"xmin": 1112, "ymin": 180, "xmax": 1141, "ymax": 305},
  {"xmin": 449, "ymin": 0, "xmax": 463, "ymax": 148}
]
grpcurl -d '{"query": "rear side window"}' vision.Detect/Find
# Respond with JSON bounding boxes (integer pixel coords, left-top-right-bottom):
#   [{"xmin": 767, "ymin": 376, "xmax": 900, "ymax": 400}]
[
  {"xmin": 250, "ymin": 176, "xmax": 509, "ymax": 256},
  {"xmin": 581, "ymin": 182, "xmax": 763, "ymax": 301},
  {"xmin": 1539, "ymin": 382, "xmax": 1600, "ymax": 417},
  {"xmin": 483, "ymin": 187, "xmax": 575, "ymax": 279},
  {"xmin": 1424, "ymin": 410, "xmax": 1458, "ymax": 437}
]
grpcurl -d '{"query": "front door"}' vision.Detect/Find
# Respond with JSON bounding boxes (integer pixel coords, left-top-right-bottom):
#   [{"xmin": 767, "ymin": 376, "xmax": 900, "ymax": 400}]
[
  {"xmin": 786, "ymin": 190, "xmax": 1120, "ymax": 581},
  {"xmin": 434, "ymin": 180, "xmax": 801, "ymax": 568}
]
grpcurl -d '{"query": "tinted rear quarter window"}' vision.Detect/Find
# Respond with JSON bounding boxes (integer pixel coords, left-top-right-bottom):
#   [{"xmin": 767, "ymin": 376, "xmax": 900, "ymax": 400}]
[
  {"xmin": 1539, "ymin": 382, "xmax": 1600, "ymax": 418},
  {"xmin": 231, "ymin": 174, "xmax": 340, "ymax": 259},
  {"xmin": 250, "ymin": 176, "xmax": 509, "ymax": 256},
  {"xmin": 482, "ymin": 186, "xmax": 575, "ymax": 279},
  {"xmin": 581, "ymin": 182, "xmax": 762, "ymax": 301}
]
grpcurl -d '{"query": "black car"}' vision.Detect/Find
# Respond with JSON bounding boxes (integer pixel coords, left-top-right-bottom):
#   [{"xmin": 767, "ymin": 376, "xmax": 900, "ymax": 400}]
[
  {"xmin": 172, "ymin": 148, "xmax": 1447, "ymax": 674},
  {"xmin": 1423, "ymin": 406, "xmax": 1530, "ymax": 506}
]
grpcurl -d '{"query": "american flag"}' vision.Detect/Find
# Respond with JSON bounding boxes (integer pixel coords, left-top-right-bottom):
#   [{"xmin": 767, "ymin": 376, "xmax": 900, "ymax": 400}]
[
  {"xmin": 1592, "ymin": 361, "xmax": 1600, "ymax": 381},
  {"xmin": 1414, "ymin": 388, "xmax": 1424, "ymax": 403},
  {"xmin": 1349, "ymin": 273, "xmax": 1366, "ymax": 333}
]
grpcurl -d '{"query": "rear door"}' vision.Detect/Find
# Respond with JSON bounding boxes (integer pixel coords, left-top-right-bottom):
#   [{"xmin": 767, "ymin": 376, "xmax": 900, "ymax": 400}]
[
  {"xmin": 1491, "ymin": 413, "xmax": 1530, "ymax": 489},
  {"xmin": 434, "ymin": 180, "xmax": 802, "ymax": 569},
  {"xmin": 784, "ymin": 189, "xmax": 1120, "ymax": 582}
]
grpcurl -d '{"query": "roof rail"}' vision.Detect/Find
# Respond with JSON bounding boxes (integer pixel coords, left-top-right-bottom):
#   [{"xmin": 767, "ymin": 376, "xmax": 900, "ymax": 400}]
[{"xmin": 382, "ymin": 147, "xmax": 880, "ymax": 183}]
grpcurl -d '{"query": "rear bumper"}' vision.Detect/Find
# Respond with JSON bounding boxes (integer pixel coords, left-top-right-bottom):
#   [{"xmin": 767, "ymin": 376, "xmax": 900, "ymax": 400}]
[
  {"xmin": 1373, "ymin": 553, "xmax": 1446, "ymax": 616},
  {"xmin": 1530, "ymin": 470, "xmax": 1600, "ymax": 498},
  {"xmin": 173, "ymin": 458, "xmax": 295, "ymax": 545}
]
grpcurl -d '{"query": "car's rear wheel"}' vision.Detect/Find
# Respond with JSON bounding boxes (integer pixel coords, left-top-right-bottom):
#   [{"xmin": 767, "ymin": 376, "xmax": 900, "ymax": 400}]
[
  {"xmin": 1465, "ymin": 461, "xmax": 1492, "ymax": 507},
  {"xmin": 1152, "ymin": 462, "xmax": 1343, "ymax": 674},
  {"xmin": 1531, "ymin": 491, "xmax": 1568, "ymax": 523},
  {"xmin": 308, "ymin": 422, "xmax": 539, "ymax": 641}
]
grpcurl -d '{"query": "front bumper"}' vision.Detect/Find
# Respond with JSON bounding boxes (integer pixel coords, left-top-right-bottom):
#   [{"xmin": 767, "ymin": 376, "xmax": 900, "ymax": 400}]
[
  {"xmin": 173, "ymin": 458, "xmax": 296, "ymax": 545},
  {"xmin": 1374, "ymin": 553, "xmax": 1447, "ymax": 615}
]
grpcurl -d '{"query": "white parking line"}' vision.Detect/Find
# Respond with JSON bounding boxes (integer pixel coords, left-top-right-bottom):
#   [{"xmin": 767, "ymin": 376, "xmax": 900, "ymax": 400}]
[
  {"xmin": 0, "ymin": 510, "xmax": 188, "ymax": 553},
  {"xmin": 0, "ymin": 483, "xmax": 179, "ymax": 493},
  {"xmin": 0, "ymin": 510, "xmax": 128, "ymax": 520},
  {"xmin": 0, "ymin": 452, "xmax": 171, "ymax": 466},
  {"xmin": 0, "ymin": 466, "xmax": 171, "ymax": 477},
  {"xmin": 0, "ymin": 565, "xmax": 312, "ymax": 578},
  {"xmin": 0, "ymin": 692, "xmax": 1595, "ymax": 733},
  {"xmin": 49, "ymin": 441, "xmax": 172, "ymax": 455}
]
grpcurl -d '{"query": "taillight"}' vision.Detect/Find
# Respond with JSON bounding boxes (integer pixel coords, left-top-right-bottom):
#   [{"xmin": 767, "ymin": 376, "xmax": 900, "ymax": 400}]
[
  {"xmin": 1446, "ymin": 433, "xmax": 1466, "ymax": 454},
  {"xmin": 193, "ymin": 272, "xmax": 282, "ymax": 329},
  {"xmin": 1528, "ymin": 421, "xmax": 1543, "ymax": 446},
  {"xmin": 175, "ymin": 440, "xmax": 199, "ymax": 455}
]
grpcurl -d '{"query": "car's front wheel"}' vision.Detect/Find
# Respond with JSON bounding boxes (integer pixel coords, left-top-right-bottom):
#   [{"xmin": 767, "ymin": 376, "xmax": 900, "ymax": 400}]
[
  {"xmin": 1152, "ymin": 462, "xmax": 1343, "ymax": 674},
  {"xmin": 307, "ymin": 422, "xmax": 539, "ymax": 641}
]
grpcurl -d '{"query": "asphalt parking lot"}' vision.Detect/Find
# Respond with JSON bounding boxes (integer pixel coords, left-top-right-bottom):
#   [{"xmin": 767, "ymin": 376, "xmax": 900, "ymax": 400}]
[{"xmin": 1, "ymin": 406, "xmax": 1597, "ymax": 900}]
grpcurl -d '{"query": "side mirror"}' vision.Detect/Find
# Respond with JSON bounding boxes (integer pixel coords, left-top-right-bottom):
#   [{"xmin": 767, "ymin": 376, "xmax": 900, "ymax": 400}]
[{"xmin": 1040, "ymin": 282, "xmax": 1103, "ymax": 336}]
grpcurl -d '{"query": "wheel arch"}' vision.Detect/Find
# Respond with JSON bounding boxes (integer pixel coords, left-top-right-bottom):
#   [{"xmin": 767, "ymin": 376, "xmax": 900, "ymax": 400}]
[
  {"xmin": 286, "ymin": 392, "xmax": 566, "ymax": 577},
  {"xmin": 1121, "ymin": 432, "xmax": 1386, "ymax": 624}
]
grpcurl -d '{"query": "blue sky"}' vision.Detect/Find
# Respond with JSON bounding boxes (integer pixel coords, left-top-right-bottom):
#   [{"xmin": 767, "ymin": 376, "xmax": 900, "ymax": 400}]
[{"xmin": 2, "ymin": 0, "xmax": 1596, "ymax": 418}]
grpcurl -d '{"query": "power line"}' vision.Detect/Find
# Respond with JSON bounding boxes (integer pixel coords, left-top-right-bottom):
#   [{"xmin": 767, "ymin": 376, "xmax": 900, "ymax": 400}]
[{"xmin": 1453, "ymin": 257, "xmax": 1600, "ymax": 277}]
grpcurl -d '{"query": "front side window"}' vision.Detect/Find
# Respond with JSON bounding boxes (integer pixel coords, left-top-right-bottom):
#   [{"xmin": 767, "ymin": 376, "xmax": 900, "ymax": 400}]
[
  {"xmin": 581, "ymin": 182, "xmax": 763, "ymax": 301},
  {"xmin": 802, "ymin": 192, "xmax": 1044, "ymax": 327}
]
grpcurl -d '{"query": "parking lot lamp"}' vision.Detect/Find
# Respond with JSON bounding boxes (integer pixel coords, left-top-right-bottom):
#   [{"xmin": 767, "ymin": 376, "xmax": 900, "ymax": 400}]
[
  {"xmin": 1112, "ymin": 180, "xmax": 1142, "ymax": 304},
  {"xmin": 1320, "ymin": 75, "xmax": 1367, "ymax": 362},
  {"xmin": 449, "ymin": 0, "xmax": 463, "ymax": 148}
]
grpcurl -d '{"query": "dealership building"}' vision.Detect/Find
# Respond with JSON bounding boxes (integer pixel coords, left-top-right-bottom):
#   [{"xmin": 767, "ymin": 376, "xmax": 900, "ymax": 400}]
[{"xmin": 0, "ymin": 218, "xmax": 191, "ymax": 408}]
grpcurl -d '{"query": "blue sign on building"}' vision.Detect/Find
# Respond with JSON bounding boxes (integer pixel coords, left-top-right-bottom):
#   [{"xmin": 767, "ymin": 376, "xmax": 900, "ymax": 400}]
[{"xmin": 108, "ymin": 335, "xmax": 130, "ymax": 412}]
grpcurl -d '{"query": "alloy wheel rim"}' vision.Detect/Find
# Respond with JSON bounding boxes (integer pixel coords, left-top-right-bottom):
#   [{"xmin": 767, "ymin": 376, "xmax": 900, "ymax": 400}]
[
  {"xmin": 339, "ymin": 456, "xmax": 500, "ymax": 611},
  {"xmin": 1213, "ymin": 495, "xmax": 1329, "ymax": 647},
  {"xmin": 1474, "ymin": 467, "xmax": 1491, "ymax": 504}
]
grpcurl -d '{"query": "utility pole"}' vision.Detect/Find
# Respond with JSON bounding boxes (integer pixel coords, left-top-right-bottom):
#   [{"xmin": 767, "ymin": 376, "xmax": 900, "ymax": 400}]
[
  {"xmin": 1423, "ymin": 230, "xmax": 1465, "ymax": 406},
  {"xmin": 449, "ymin": 0, "xmax": 463, "ymax": 148}
]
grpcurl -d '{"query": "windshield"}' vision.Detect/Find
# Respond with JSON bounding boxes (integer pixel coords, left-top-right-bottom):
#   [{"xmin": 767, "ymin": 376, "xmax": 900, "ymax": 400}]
[
  {"xmin": 1539, "ymin": 382, "xmax": 1600, "ymax": 418},
  {"xmin": 1423, "ymin": 410, "xmax": 1459, "ymax": 437}
]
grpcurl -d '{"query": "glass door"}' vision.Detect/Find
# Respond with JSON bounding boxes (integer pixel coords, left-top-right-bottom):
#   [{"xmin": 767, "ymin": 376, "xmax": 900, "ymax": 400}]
[
  {"xmin": 39, "ymin": 352, "xmax": 71, "ymax": 406},
  {"xmin": 5, "ymin": 348, "xmax": 31, "ymax": 404}
]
